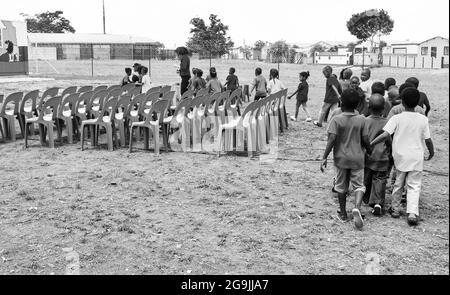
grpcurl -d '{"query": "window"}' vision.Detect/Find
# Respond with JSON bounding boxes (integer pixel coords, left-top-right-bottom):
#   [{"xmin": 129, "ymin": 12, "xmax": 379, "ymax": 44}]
[
  {"xmin": 421, "ymin": 47, "xmax": 428, "ymax": 55},
  {"xmin": 431, "ymin": 47, "xmax": 437, "ymax": 58},
  {"xmin": 393, "ymin": 48, "xmax": 407, "ymax": 54},
  {"xmin": 444, "ymin": 46, "xmax": 449, "ymax": 56}
]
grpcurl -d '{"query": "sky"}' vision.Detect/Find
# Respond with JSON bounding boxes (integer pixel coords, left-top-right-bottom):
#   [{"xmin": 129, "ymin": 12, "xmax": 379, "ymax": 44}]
[{"xmin": 2, "ymin": 0, "xmax": 449, "ymax": 48}]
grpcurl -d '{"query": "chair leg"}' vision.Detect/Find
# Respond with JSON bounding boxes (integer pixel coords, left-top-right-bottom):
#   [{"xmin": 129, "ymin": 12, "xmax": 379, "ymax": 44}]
[
  {"xmin": 129, "ymin": 126, "xmax": 134, "ymax": 153},
  {"xmin": 153, "ymin": 126, "xmax": 160, "ymax": 154},
  {"xmin": 66, "ymin": 118, "xmax": 73, "ymax": 144},
  {"xmin": 47, "ymin": 125, "xmax": 55, "ymax": 148},
  {"xmin": 106, "ymin": 125, "xmax": 113, "ymax": 151},
  {"xmin": 18, "ymin": 114, "xmax": 25, "ymax": 138},
  {"xmin": 143, "ymin": 127, "xmax": 149, "ymax": 150},
  {"xmin": 24, "ymin": 122, "xmax": 29, "ymax": 148},
  {"xmin": 216, "ymin": 126, "xmax": 223, "ymax": 156},
  {"xmin": 90, "ymin": 125, "xmax": 95, "ymax": 146},
  {"xmin": 81, "ymin": 124, "xmax": 85, "ymax": 151},
  {"xmin": 119, "ymin": 121, "xmax": 126, "ymax": 147},
  {"xmin": 39, "ymin": 124, "xmax": 46, "ymax": 146},
  {"xmin": 162, "ymin": 124, "xmax": 169, "ymax": 153}
]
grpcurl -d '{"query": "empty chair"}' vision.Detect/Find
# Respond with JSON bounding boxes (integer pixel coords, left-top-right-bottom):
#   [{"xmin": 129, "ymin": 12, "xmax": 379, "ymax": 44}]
[
  {"xmin": 37, "ymin": 87, "xmax": 59, "ymax": 112},
  {"xmin": 160, "ymin": 85, "xmax": 171, "ymax": 95},
  {"xmin": 56, "ymin": 92, "xmax": 80, "ymax": 143},
  {"xmin": 121, "ymin": 83, "xmax": 137, "ymax": 94},
  {"xmin": 196, "ymin": 88, "xmax": 208, "ymax": 97},
  {"xmin": 78, "ymin": 86, "xmax": 93, "ymax": 93},
  {"xmin": 25, "ymin": 96, "xmax": 62, "ymax": 148},
  {"xmin": 19, "ymin": 90, "xmax": 40, "ymax": 137},
  {"xmin": 0, "ymin": 92, "xmax": 24, "ymax": 141},
  {"xmin": 129, "ymin": 86, "xmax": 142, "ymax": 98},
  {"xmin": 168, "ymin": 97, "xmax": 193, "ymax": 152},
  {"xmin": 61, "ymin": 86, "xmax": 78, "ymax": 98},
  {"xmin": 146, "ymin": 86, "xmax": 160, "ymax": 95},
  {"xmin": 106, "ymin": 85, "xmax": 121, "ymax": 93},
  {"xmin": 107, "ymin": 88, "xmax": 123, "ymax": 101},
  {"xmin": 278, "ymin": 88, "xmax": 288, "ymax": 131},
  {"xmin": 93, "ymin": 85, "xmax": 108, "ymax": 92}
]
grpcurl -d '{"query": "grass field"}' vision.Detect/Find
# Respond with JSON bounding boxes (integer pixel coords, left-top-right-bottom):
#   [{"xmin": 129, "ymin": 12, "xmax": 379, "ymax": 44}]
[{"xmin": 0, "ymin": 59, "xmax": 448, "ymax": 275}]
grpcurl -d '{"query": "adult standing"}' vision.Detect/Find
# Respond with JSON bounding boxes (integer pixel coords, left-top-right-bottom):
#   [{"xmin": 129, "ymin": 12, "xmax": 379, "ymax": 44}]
[{"xmin": 175, "ymin": 47, "xmax": 191, "ymax": 95}]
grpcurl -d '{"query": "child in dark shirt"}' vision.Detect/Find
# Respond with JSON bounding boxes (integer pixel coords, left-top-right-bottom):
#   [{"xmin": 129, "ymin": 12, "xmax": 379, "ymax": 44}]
[
  {"xmin": 363, "ymin": 94, "xmax": 392, "ymax": 216},
  {"xmin": 371, "ymin": 82, "xmax": 392, "ymax": 118},
  {"xmin": 224, "ymin": 67, "xmax": 239, "ymax": 92},
  {"xmin": 405, "ymin": 77, "xmax": 431, "ymax": 116},
  {"xmin": 121, "ymin": 67, "xmax": 132, "ymax": 86},
  {"xmin": 288, "ymin": 71, "xmax": 311, "ymax": 122},
  {"xmin": 349, "ymin": 76, "xmax": 367, "ymax": 116},
  {"xmin": 321, "ymin": 88, "xmax": 372, "ymax": 229},
  {"xmin": 313, "ymin": 66, "xmax": 342, "ymax": 127}
]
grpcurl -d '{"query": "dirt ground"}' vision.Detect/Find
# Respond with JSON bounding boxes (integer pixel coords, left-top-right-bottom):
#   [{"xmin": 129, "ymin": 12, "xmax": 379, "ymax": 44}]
[{"xmin": 0, "ymin": 60, "xmax": 448, "ymax": 275}]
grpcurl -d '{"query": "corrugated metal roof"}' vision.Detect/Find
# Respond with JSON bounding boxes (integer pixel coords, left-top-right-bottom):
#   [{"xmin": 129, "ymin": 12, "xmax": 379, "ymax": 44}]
[{"xmin": 28, "ymin": 33, "xmax": 160, "ymax": 45}]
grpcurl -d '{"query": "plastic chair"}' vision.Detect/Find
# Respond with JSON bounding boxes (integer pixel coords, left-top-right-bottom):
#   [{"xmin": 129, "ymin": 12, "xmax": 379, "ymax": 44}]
[
  {"xmin": 87, "ymin": 90, "xmax": 109, "ymax": 119},
  {"xmin": 93, "ymin": 85, "xmax": 108, "ymax": 92},
  {"xmin": 25, "ymin": 96, "xmax": 62, "ymax": 148},
  {"xmin": 19, "ymin": 90, "xmax": 40, "ymax": 137},
  {"xmin": 196, "ymin": 88, "xmax": 208, "ymax": 97},
  {"xmin": 73, "ymin": 90, "xmax": 94, "ymax": 139},
  {"xmin": 121, "ymin": 83, "xmax": 137, "ymax": 94},
  {"xmin": 146, "ymin": 86, "xmax": 161, "ymax": 95},
  {"xmin": 0, "ymin": 92, "xmax": 23, "ymax": 141},
  {"xmin": 189, "ymin": 95, "xmax": 208, "ymax": 152},
  {"xmin": 78, "ymin": 86, "xmax": 93, "ymax": 93},
  {"xmin": 81, "ymin": 97, "xmax": 118, "ymax": 151},
  {"xmin": 129, "ymin": 99, "xmax": 170, "ymax": 154},
  {"xmin": 37, "ymin": 87, "xmax": 59, "ymax": 113},
  {"xmin": 217, "ymin": 100, "xmax": 259, "ymax": 157},
  {"xmin": 57, "ymin": 93, "xmax": 80, "ymax": 143},
  {"xmin": 106, "ymin": 85, "xmax": 121, "ymax": 93},
  {"xmin": 61, "ymin": 86, "xmax": 78, "ymax": 98},
  {"xmin": 168, "ymin": 96, "xmax": 193, "ymax": 152},
  {"xmin": 160, "ymin": 85, "xmax": 171, "ymax": 95},
  {"xmin": 279, "ymin": 88, "xmax": 288, "ymax": 131},
  {"xmin": 113, "ymin": 95, "xmax": 131, "ymax": 147},
  {"xmin": 180, "ymin": 89, "xmax": 194, "ymax": 101}
]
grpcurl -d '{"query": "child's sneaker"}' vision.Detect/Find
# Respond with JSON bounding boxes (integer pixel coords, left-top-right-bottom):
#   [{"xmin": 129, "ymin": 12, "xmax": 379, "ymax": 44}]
[
  {"xmin": 352, "ymin": 208, "xmax": 364, "ymax": 229},
  {"xmin": 407, "ymin": 213, "xmax": 418, "ymax": 226},
  {"xmin": 372, "ymin": 204, "xmax": 382, "ymax": 216},
  {"xmin": 305, "ymin": 117, "xmax": 312, "ymax": 122},
  {"xmin": 313, "ymin": 121, "xmax": 322, "ymax": 127},
  {"xmin": 290, "ymin": 116, "xmax": 297, "ymax": 121},
  {"xmin": 390, "ymin": 208, "xmax": 401, "ymax": 218},
  {"xmin": 337, "ymin": 210, "xmax": 348, "ymax": 221}
]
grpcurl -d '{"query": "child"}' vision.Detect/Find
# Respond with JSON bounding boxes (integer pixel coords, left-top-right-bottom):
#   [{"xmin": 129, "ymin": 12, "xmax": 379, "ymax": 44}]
[
  {"xmin": 371, "ymin": 87, "xmax": 434, "ymax": 226},
  {"xmin": 187, "ymin": 68, "xmax": 198, "ymax": 91},
  {"xmin": 350, "ymin": 76, "xmax": 367, "ymax": 116},
  {"xmin": 360, "ymin": 68, "xmax": 373, "ymax": 99},
  {"xmin": 121, "ymin": 67, "xmax": 133, "ymax": 86},
  {"xmin": 313, "ymin": 66, "xmax": 342, "ymax": 127},
  {"xmin": 205, "ymin": 67, "xmax": 223, "ymax": 94},
  {"xmin": 320, "ymin": 88, "xmax": 372, "ymax": 229},
  {"xmin": 267, "ymin": 69, "xmax": 286, "ymax": 94},
  {"xmin": 371, "ymin": 82, "xmax": 392, "ymax": 117},
  {"xmin": 384, "ymin": 78, "xmax": 400, "ymax": 106},
  {"xmin": 191, "ymin": 69, "xmax": 206, "ymax": 94},
  {"xmin": 387, "ymin": 83, "xmax": 425, "ymax": 120},
  {"xmin": 363, "ymin": 94, "xmax": 392, "ymax": 216},
  {"xmin": 137, "ymin": 66, "xmax": 151, "ymax": 93},
  {"xmin": 339, "ymin": 68, "xmax": 353, "ymax": 91},
  {"xmin": 288, "ymin": 71, "xmax": 311, "ymax": 122},
  {"xmin": 405, "ymin": 77, "xmax": 431, "ymax": 116},
  {"xmin": 250, "ymin": 67, "xmax": 267, "ymax": 101},
  {"xmin": 224, "ymin": 67, "xmax": 239, "ymax": 92}
]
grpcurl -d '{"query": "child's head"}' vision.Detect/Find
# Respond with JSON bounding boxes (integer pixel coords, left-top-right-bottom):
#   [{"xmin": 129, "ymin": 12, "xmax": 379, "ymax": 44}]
[
  {"xmin": 209, "ymin": 67, "xmax": 217, "ymax": 79},
  {"xmin": 229, "ymin": 67, "xmax": 236, "ymax": 75},
  {"xmin": 299, "ymin": 71, "xmax": 310, "ymax": 81},
  {"xmin": 192, "ymin": 68, "xmax": 198, "ymax": 75},
  {"xmin": 371, "ymin": 82, "xmax": 385, "ymax": 95},
  {"xmin": 322, "ymin": 66, "xmax": 332, "ymax": 78},
  {"xmin": 401, "ymin": 87, "xmax": 420, "ymax": 109},
  {"xmin": 125, "ymin": 67, "xmax": 132, "ymax": 75},
  {"xmin": 255, "ymin": 67, "xmax": 262, "ymax": 76},
  {"xmin": 133, "ymin": 63, "xmax": 141, "ymax": 72},
  {"xmin": 368, "ymin": 94, "xmax": 385, "ymax": 115},
  {"xmin": 340, "ymin": 88, "xmax": 360, "ymax": 111},
  {"xmin": 361, "ymin": 68, "xmax": 371, "ymax": 81},
  {"xmin": 140, "ymin": 66, "xmax": 148, "ymax": 75},
  {"xmin": 384, "ymin": 77, "xmax": 396, "ymax": 90},
  {"xmin": 196, "ymin": 69, "xmax": 203, "ymax": 78},
  {"xmin": 131, "ymin": 75, "xmax": 140, "ymax": 83},
  {"xmin": 350, "ymin": 76, "xmax": 360, "ymax": 89},
  {"xmin": 405, "ymin": 77, "xmax": 419, "ymax": 89},
  {"xmin": 342, "ymin": 68, "xmax": 353, "ymax": 80},
  {"xmin": 270, "ymin": 68, "xmax": 279, "ymax": 80},
  {"xmin": 399, "ymin": 82, "xmax": 416, "ymax": 95},
  {"xmin": 388, "ymin": 86, "xmax": 399, "ymax": 100}
]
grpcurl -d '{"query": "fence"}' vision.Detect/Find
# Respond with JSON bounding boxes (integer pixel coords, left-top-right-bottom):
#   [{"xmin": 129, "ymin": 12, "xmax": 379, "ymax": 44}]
[{"xmin": 382, "ymin": 54, "xmax": 446, "ymax": 69}]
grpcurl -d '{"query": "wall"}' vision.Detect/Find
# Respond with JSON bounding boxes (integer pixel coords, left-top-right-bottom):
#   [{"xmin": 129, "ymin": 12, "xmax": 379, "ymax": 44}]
[
  {"xmin": 29, "ymin": 46, "xmax": 57, "ymax": 60},
  {"xmin": 93, "ymin": 45, "xmax": 110, "ymax": 60},
  {"xmin": 353, "ymin": 53, "xmax": 379, "ymax": 66},
  {"xmin": 419, "ymin": 37, "xmax": 449, "ymax": 68},
  {"xmin": 383, "ymin": 54, "xmax": 443, "ymax": 69}
]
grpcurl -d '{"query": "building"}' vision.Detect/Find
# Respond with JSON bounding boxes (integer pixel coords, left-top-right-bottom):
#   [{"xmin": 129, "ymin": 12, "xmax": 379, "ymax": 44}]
[
  {"xmin": 314, "ymin": 47, "xmax": 351, "ymax": 65},
  {"xmin": 28, "ymin": 33, "xmax": 162, "ymax": 61},
  {"xmin": 383, "ymin": 36, "xmax": 449, "ymax": 69},
  {"xmin": 353, "ymin": 40, "xmax": 381, "ymax": 66},
  {"xmin": 0, "ymin": 19, "xmax": 29, "ymax": 76}
]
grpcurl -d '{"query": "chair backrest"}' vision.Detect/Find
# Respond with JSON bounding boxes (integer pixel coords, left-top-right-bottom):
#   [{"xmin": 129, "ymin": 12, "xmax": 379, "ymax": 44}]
[
  {"xmin": 93, "ymin": 85, "xmax": 108, "ymax": 92},
  {"xmin": 280, "ymin": 88, "xmax": 288, "ymax": 106},
  {"xmin": 121, "ymin": 83, "xmax": 136, "ymax": 94},
  {"xmin": 106, "ymin": 85, "xmax": 121, "ymax": 92},
  {"xmin": 75, "ymin": 90, "xmax": 94, "ymax": 113},
  {"xmin": 161, "ymin": 91, "xmax": 176, "ymax": 109},
  {"xmin": 39, "ymin": 96, "xmax": 62, "ymax": 121},
  {"xmin": 145, "ymin": 99, "xmax": 170, "ymax": 124},
  {"xmin": 61, "ymin": 86, "xmax": 78, "ymax": 97},
  {"xmin": 196, "ymin": 88, "xmax": 208, "ymax": 97},
  {"xmin": 129, "ymin": 86, "xmax": 142, "ymax": 97},
  {"xmin": 180, "ymin": 89, "xmax": 194, "ymax": 100},
  {"xmin": 160, "ymin": 85, "xmax": 171, "ymax": 95},
  {"xmin": 214, "ymin": 90, "xmax": 231, "ymax": 112},
  {"xmin": 138, "ymin": 92, "xmax": 160, "ymax": 115},
  {"xmin": 98, "ymin": 96, "xmax": 119, "ymax": 123},
  {"xmin": 108, "ymin": 88, "xmax": 123, "ymax": 100},
  {"xmin": 206, "ymin": 93, "xmax": 220, "ymax": 114},
  {"xmin": 226, "ymin": 88, "xmax": 242, "ymax": 109},
  {"xmin": 38, "ymin": 87, "xmax": 59, "ymax": 110},
  {"xmin": 78, "ymin": 86, "xmax": 93, "ymax": 93},
  {"xmin": 146, "ymin": 86, "xmax": 161, "ymax": 95},
  {"xmin": 1, "ymin": 92, "xmax": 23, "ymax": 115},
  {"xmin": 173, "ymin": 95, "xmax": 193, "ymax": 119},
  {"xmin": 126, "ymin": 93, "xmax": 146, "ymax": 117},
  {"xmin": 87, "ymin": 89, "xmax": 108, "ymax": 113},
  {"xmin": 20, "ymin": 90, "xmax": 40, "ymax": 114},
  {"xmin": 58, "ymin": 92, "xmax": 80, "ymax": 117},
  {"xmin": 115, "ymin": 94, "xmax": 131, "ymax": 118}
]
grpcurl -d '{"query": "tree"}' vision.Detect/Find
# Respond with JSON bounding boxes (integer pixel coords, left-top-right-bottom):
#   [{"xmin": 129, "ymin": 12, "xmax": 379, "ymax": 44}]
[
  {"xmin": 21, "ymin": 11, "xmax": 75, "ymax": 33},
  {"xmin": 186, "ymin": 14, "xmax": 234, "ymax": 59},
  {"xmin": 239, "ymin": 45, "xmax": 252, "ymax": 60},
  {"xmin": 328, "ymin": 45, "xmax": 339, "ymax": 53},
  {"xmin": 347, "ymin": 9, "xmax": 394, "ymax": 66},
  {"xmin": 268, "ymin": 40, "xmax": 289, "ymax": 72},
  {"xmin": 309, "ymin": 43, "xmax": 325, "ymax": 57},
  {"xmin": 253, "ymin": 40, "xmax": 266, "ymax": 50}
]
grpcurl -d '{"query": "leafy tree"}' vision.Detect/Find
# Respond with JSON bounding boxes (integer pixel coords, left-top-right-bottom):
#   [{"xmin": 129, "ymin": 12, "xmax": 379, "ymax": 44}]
[
  {"xmin": 21, "ymin": 11, "xmax": 76, "ymax": 33},
  {"xmin": 239, "ymin": 45, "xmax": 252, "ymax": 59},
  {"xmin": 346, "ymin": 9, "xmax": 394, "ymax": 49},
  {"xmin": 289, "ymin": 48, "xmax": 297, "ymax": 63},
  {"xmin": 253, "ymin": 40, "xmax": 266, "ymax": 50},
  {"xmin": 309, "ymin": 43, "xmax": 325, "ymax": 56},
  {"xmin": 269, "ymin": 40, "xmax": 289, "ymax": 63},
  {"xmin": 186, "ymin": 14, "xmax": 234, "ymax": 58}
]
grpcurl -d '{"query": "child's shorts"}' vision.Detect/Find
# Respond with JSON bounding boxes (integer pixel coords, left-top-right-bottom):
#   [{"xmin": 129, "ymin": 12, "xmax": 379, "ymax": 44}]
[{"xmin": 334, "ymin": 166, "xmax": 365, "ymax": 194}]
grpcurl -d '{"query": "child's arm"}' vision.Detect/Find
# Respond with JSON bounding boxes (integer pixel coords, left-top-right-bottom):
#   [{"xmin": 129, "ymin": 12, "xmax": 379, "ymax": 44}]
[
  {"xmin": 370, "ymin": 131, "xmax": 391, "ymax": 146},
  {"xmin": 425, "ymin": 138, "xmax": 434, "ymax": 160},
  {"xmin": 321, "ymin": 133, "xmax": 336, "ymax": 172},
  {"xmin": 332, "ymin": 85, "xmax": 341, "ymax": 99},
  {"xmin": 362, "ymin": 135, "xmax": 373, "ymax": 155},
  {"xmin": 288, "ymin": 89, "xmax": 298, "ymax": 99}
]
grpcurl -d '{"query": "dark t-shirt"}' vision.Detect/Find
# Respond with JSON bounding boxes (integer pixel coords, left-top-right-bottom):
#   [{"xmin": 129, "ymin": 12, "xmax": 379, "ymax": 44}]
[
  {"xmin": 296, "ymin": 81, "xmax": 309, "ymax": 103},
  {"xmin": 324, "ymin": 76, "xmax": 342, "ymax": 104},
  {"xmin": 355, "ymin": 87, "xmax": 369, "ymax": 116},
  {"xmin": 226, "ymin": 74, "xmax": 239, "ymax": 91},
  {"xmin": 327, "ymin": 112, "xmax": 368, "ymax": 170},
  {"xmin": 418, "ymin": 91, "xmax": 430, "ymax": 116},
  {"xmin": 365, "ymin": 115, "xmax": 390, "ymax": 171},
  {"xmin": 179, "ymin": 55, "xmax": 191, "ymax": 77}
]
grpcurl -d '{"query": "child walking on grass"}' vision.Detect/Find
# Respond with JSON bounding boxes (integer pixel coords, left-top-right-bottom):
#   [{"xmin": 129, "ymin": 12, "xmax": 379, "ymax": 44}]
[
  {"xmin": 288, "ymin": 71, "xmax": 311, "ymax": 122},
  {"xmin": 313, "ymin": 66, "xmax": 342, "ymax": 127},
  {"xmin": 371, "ymin": 87, "xmax": 434, "ymax": 226},
  {"xmin": 320, "ymin": 88, "xmax": 372, "ymax": 229}
]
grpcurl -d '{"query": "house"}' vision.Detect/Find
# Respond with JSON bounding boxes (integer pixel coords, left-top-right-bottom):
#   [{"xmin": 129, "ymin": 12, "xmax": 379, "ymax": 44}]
[
  {"xmin": 382, "ymin": 36, "xmax": 449, "ymax": 69},
  {"xmin": 314, "ymin": 47, "xmax": 351, "ymax": 65},
  {"xmin": 0, "ymin": 19, "xmax": 29, "ymax": 76},
  {"xmin": 353, "ymin": 40, "xmax": 381, "ymax": 66},
  {"xmin": 28, "ymin": 33, "xmax": 162, "ymax": 61},
  {"xmin": 253, "ymin": 44, "xmax": 270, "ymax": 61}
]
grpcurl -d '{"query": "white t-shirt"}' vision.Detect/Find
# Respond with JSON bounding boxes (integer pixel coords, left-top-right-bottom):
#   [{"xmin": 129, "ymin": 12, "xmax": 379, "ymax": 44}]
[
  {"xmin": 383, "ymin": 112, "xmax": 431, "ymax": 172},
  {"xmin": 360, "ymin": 79, "xmax": 373, "ymax": 99},
  {"xmin": 141, "ymin": 75, "xmax": 152, "ymax": 93},
  {"xmin": 267, "ymin": 79, "xmax": 286, "ymax": 94}
]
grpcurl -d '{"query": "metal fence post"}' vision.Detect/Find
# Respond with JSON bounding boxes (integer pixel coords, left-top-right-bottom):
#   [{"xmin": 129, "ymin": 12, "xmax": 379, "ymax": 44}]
[{"xmin": 91, "ymin": 44, "xmax": 94, "ymax": 77}]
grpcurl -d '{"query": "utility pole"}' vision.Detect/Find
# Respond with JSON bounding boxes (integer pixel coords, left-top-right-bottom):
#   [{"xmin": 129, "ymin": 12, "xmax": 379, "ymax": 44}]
[{"xmin": 102, "ymin": 0, "xmax": 106, "ymax": 34}]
